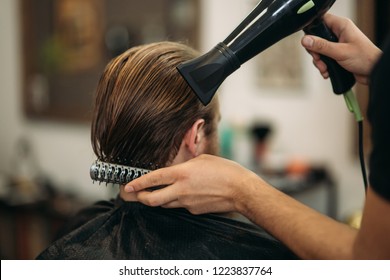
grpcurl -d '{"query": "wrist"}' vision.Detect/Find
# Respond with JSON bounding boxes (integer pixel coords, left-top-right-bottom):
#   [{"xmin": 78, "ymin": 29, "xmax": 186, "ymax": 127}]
[
  {"xmin": 234, "ymin": 171, "xmax": 267, "ymax": 217},
  {"xmin": 359, "ymin": 48, "xmax": 382, "ymax": 86}
]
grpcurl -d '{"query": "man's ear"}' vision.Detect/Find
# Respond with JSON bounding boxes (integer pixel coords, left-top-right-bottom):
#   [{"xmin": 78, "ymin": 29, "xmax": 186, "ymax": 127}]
[{"xmin": 183, "ymin": 119, "xmax": 206, "ymax": 157}]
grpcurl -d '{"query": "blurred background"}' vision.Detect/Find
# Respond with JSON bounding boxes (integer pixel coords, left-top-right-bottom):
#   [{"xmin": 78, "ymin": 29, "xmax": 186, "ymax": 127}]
[{"xmin": 0, "ymin": 0, "xmax": 387, "ymax": 259}]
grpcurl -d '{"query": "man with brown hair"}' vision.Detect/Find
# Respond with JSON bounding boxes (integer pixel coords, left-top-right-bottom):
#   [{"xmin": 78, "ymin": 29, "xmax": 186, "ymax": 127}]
[{"xmin": 37, "ymin": 42, "xmax": 296, "ymax": 260}]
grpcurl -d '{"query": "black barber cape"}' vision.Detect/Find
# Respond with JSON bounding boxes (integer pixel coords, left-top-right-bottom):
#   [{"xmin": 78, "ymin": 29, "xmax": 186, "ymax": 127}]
[{"xmin": 37, "ymin": 196, "xmax": 297, "ymax": 260}]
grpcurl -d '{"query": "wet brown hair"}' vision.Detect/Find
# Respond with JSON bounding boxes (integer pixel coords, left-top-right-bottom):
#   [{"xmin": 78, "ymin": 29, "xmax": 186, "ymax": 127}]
[{"xmin": 91, "ymin": 42, "xmax": 218, "ymax": 168}]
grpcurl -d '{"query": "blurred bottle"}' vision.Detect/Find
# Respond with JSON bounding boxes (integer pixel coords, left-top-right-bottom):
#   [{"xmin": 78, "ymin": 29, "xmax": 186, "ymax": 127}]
[{"xmin": 250, "ymin": 123, "xmax": 272, "ymax": 172}]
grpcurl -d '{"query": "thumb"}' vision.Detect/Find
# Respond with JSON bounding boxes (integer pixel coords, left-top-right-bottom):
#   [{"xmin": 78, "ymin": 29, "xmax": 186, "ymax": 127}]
[{"xmin": 302, "ymin": 35, "xmax": 340, "ymax": 60}]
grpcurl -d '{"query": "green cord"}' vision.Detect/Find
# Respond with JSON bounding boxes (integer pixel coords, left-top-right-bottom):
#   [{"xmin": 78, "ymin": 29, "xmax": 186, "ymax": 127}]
[{"xmin": 343, "ymin": 89, "xmax": 363, "ymax": 122}]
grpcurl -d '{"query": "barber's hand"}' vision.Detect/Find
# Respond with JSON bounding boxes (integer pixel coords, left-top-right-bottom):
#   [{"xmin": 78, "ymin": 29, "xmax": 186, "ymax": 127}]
[
  {"xmin": 123, "ymin": 154, "xmax": 262, "ymax": 215},
  {"xmin": 302, "ymin": 13, "xmax": 382, "ymax": 85}
]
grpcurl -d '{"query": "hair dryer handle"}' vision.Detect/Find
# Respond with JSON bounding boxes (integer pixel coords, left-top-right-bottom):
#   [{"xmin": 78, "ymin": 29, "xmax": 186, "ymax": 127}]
[{"xmin": 304, "ymin": 19, "xmax": 356, "ymax": 95}]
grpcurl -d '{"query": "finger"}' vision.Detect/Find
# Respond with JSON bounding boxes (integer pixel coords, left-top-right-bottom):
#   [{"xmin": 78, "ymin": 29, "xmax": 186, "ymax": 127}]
[
  {"xmin": 125, "ymin": 167, "xmax": 177, "ymax": 192},
  {"xmin": 310, "ymin": 51, "xmax": 321, "ymax": 62},
  {"xmin": 322, "ymin": 71, "xmax": 329, "ymax": 79},
  {"xmin": 304, "ymin": 49, "xmax": 322, "ymax": 63},
  {"xmin": 313, "ymin": 59, "xmax": 329, "ymax": 77},
  {"xmin": 302, "ymin": 35, "xmax": 346, "ymax": 61},
  {"xmin": 136, "ymin": 186, "xmax": 179, "ymax": 207},
  {"xmin": 322, "ymin": 13, "xmax": 351, "ymax": 40},
  {"xmin": 304, "ymin": 49, "xmax": 328, "ymax": 79}
]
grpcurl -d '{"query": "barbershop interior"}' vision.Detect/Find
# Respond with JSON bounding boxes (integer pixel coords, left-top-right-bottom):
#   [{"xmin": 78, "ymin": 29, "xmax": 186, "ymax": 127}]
[{"xmin": 0, "ymin": 0, "xmax": 388, "ymax": 260}]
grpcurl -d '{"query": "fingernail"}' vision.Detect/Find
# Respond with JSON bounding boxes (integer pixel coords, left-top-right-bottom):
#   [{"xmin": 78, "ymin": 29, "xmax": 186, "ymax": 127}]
[
  {"xmin": 125, "ymin": 185, "xmax": 135, "ymax": 192},
  {"xmin": 302, "ymin": 36, "xmax": 314, "ymax": 48}
]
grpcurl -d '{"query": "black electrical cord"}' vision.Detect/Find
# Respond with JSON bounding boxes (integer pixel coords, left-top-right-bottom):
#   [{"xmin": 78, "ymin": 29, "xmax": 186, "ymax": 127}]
[
  {"xmin": 343, "ymin": 90, "xmax": 367, "ymax": 192},
  {"xmin": 358, "ymin": 120, "xmax": 368, "ymax": 192}
]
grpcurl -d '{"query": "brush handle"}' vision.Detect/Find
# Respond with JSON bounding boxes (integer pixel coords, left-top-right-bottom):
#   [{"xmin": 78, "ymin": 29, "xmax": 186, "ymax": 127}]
[{"xmin": 304, "ymin": 18, "xmax": 356, "ymax": 94}]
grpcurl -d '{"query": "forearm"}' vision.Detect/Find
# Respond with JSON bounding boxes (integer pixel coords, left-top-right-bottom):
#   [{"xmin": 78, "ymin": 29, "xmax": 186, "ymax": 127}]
[
  {"xmin": 128, "ymin": 154, "xmax": 390, "ymax": 258},
  {"xmin": 237, "ymin": 174, "xmax": 357, "ymax": 259}
]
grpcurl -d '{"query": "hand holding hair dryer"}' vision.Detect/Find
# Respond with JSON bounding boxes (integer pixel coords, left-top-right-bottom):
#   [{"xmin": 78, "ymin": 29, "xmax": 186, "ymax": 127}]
[{"xmin": 177, "ymin": 0, "xmax": 355, "ymax": 106}]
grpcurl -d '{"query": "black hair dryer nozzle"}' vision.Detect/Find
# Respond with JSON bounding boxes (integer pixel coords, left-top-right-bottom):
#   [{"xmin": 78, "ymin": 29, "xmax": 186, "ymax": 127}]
[
  {"xmin": 178, "ymin": 0, "xmax": 338, "ymax": 105},
  {"xmin": 177, "ymin": 43, "xmax": 241, "ymax": 106}
]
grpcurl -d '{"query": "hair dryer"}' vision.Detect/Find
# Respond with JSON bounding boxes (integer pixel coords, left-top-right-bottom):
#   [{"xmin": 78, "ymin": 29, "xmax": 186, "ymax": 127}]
[{"xmin": 177, "ymin": 0, "xmax": 356, "ymax": 106}]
